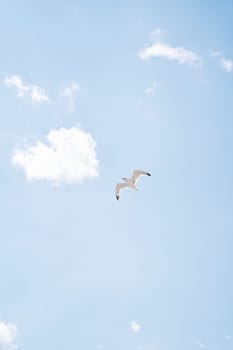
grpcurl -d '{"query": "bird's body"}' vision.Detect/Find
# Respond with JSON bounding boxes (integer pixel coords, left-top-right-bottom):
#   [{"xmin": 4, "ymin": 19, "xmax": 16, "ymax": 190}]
[{"xmin": 115, "ymin": 170, "xmax": 151, "ymax": 201}]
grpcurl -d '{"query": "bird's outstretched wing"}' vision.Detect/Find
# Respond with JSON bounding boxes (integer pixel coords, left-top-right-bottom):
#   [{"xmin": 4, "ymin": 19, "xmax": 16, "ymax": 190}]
[
  {"xmin": 130, "ymin": 170, "xmax": 151, "ymax": 184},
  {"xmin": 115, "ymin": 182, "xmax": 129, "ymax": 201}
]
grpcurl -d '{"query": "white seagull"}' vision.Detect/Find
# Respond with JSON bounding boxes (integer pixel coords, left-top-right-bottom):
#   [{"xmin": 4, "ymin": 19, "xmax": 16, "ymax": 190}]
[{"xmin": 115, "ymin": 170, "xmax": 151, "ymax": 201}]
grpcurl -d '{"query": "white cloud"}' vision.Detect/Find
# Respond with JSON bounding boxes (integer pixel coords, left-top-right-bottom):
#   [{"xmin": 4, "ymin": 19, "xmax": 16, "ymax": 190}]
[
  {"xmin": 3, "ymin": 75, "xmax": 30, "ymax": 98},
  {"xmin": 3, "ymin": 75, "xmax": 49, "ymax": 103},
  {"xmin": 221, "ymin": 58, "xmax": 233, "ymax": 73},
  {"xmin": 138, "ymin": 42, "xmax": 201, "ymax": 66},
  {"xmin": 0, "ymin": 322, "xmax": 17, "ymax": 350},
  {"xmin": 12, "ymin": 126, "xmax": 98, "ymax": 184},
  {"xmin": 30, "ymin": 85, "xmax": 49, "ymax": 103},
  {"xmin": 61, "ymin": 82, "xmax": 80, "ymax": 110},
  {"xmin": 130, "ymin": 320, "xmax": 141, "ymax": 333}
]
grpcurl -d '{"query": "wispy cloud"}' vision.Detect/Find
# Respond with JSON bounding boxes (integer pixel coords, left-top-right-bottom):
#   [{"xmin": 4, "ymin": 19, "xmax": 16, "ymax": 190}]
[
  {"xmin": 221, "ymin": 58, "xmax": 233, "ymax": 73},
  {"xmin": 0, "ymin": 322, "xmax": 17, "ymax": 350},
  {"xmin": 30, "ymin": 85, "xmax": 49, "ymax": 103},
  {"xmin": 211, "ymin": 50, "xmax": 223, "ymax": 57},
  {"xmin": 3, "ymin": 75, "xmax": 30, "ymax": 97},
  {"xmin": 196, "ymin": 341, "xmax": 206, "ymax": 348},
  {"xmin": 3, "ymin": 75, "xmax": 49, "ymax": 103},
  {"xmin": 149, "ymin": 28, "xmax": 161, "ymax": 41},
  {"xmin": 61, "ymin": 82, "xmax": 80, "ymax": 110},
  {"xmin": 211, "ymin": 51, "xmax": 233, "ymax": 73},
  {"xmin": 130, "ymin": 320, "xmax": 141, "ymax": 333},
  {"xmin": 12, "ymin": 126, "xmax": 98, "ymax": 184},
  {"xmin": 224, "ymin": 335, "xmax": 231, "ymax": 341},
  {"xmin": 145, "ymin": 82, "xmax": 157, "ymax": 95},
  {"xmin": 138, "ymin": 42, "xmax": 201, "ymax": 66}
]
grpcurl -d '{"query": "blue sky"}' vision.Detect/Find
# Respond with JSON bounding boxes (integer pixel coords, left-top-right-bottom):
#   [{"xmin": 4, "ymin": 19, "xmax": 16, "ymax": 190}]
[{"xmin": 0, "ymin": 1, "xmax": 233, "ymax": 349}]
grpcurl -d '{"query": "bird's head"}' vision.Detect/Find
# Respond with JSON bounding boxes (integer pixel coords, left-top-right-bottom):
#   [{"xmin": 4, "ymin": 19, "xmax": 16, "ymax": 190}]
[{"xmin": 122, "ymin": 177, "xmax": 127, "ymax": 181}]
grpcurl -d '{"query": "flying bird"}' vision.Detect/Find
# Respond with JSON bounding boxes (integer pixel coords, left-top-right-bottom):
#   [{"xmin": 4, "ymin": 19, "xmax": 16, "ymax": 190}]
[{"xmin": 115, "ymin": 170, "xmax": 151, "ymax": 201}]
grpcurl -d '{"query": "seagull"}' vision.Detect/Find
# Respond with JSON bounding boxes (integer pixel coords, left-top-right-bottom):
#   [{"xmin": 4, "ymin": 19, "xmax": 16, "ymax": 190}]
[{"xmin": 115, "ymin": 170, "xmax": 151, "ymax": 201}]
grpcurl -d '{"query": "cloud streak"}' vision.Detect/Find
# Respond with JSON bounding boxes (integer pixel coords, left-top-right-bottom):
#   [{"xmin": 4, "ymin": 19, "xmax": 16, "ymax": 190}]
[
  {"xmin": 12, "ymin": 126, "xmax": 98, "ymax": 184},
  {"xmin": 138, "ymin": 42, "xmax": 201, "ymax": 66},
  {"xmin": 3, "ymin": 75, "xmax": 49, "ymax": 103}
]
